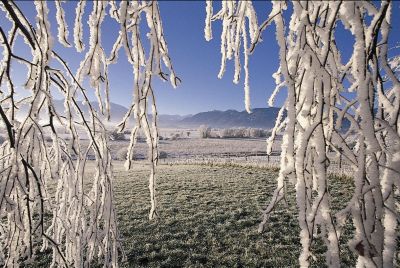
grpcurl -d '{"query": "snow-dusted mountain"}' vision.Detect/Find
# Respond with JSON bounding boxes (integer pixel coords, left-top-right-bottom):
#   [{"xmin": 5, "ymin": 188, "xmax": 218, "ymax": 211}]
[
  {"xmin": 14, "ymin": 101, "xmax": 349, "ymax": 131},
  {"xmin": 179, "ymin": 108, "xmax": 282, "ymax": 129},
  {"xmin": 16, "ymin": 101, "xmax": 283, "ymax": 129}
]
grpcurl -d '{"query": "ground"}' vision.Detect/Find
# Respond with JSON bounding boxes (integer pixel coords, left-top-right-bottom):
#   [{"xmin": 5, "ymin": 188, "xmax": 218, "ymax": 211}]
[
  {"xmin": 30, "ymin": 130, "xmax": 360, "ymax": 267},
  {"xmin": 111, "ymin": 162, "xmax": 356, "ymax": 267},
  {"xmin": 107, "ymin": 129, "xmax": 351, "ymax": 174}
]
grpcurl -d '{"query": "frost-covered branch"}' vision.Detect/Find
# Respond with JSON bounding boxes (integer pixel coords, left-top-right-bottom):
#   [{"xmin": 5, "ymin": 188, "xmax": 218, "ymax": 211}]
[
  {"xmin": 107, "ymin": 0, "xmax": 179, "ymax": 220},
  {"xmin": 0, "ymin": 0, "xmax": 177, "ymax": 266},
  {"xmin": 206, "ymin": 1, "xmax": 400, "ymax": 267}
]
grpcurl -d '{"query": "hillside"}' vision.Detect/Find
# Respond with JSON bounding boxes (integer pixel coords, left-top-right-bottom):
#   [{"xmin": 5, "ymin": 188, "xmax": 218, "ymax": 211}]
[
  {"xmin": 16, "ymin": 100, "xmax": 282, "ymax": 128},
  {"xmin": 179, "ymin": 108, "xmax": 282, "ymax": 128},
  {"xmin": 14, "ymin": 101, "xmax": 351, "ymax": 131}
]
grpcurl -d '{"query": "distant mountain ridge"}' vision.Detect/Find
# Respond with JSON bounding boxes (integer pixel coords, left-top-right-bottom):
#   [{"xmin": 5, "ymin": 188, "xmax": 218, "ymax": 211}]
[
  {"xmin": 179, "ymin": 108, "xmax": 282, "ymax": 129},
  {"xmin": 17, "ymin": 100, "xmax": 282, "ymax": 128},
  {"xmin": 48, "ymin": 101, "xmax": 281, "ymax": 128},
  {"xmin": 14, "ymin": 100, "xmax": 351, "ymax": 130},
  {"xmin": 177, "ymin": 108, "xmax": 350, "ymax": 131}
]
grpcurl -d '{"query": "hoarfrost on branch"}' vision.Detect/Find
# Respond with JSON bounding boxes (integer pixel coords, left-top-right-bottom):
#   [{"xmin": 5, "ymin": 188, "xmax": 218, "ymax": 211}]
[
  {"xmin": 206, "ymin": 1, "xmax": 399, "ymax": 267},
  {"xmin": 0, "ymin": 1, "xmax": 178, "ymax": 266}
]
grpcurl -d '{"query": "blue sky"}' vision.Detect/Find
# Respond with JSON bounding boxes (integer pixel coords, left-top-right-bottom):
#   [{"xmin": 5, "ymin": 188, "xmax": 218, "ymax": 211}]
[{"xmin": 2, "ymin": 1, "xmax": 400, "ymax": 115}]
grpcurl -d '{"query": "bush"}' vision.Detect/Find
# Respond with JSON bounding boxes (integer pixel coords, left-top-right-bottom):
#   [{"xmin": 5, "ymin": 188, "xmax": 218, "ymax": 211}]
[
  {"xmin": 171, "ymin": 133, "xmax": 180, "ymax": 141},
  {"xmin": 220, "ymin": 128, "xmax": 235, "ymax": 138},
  {"xmin": 115, "ymin": 148, "xmax": 145, "ymax": 160},
  {"xmin": 198, "ymin": 125, "xmax": 212, "ymax": 138},
  {"xmin": 234, "ymin": 128, "xmax": 247, "ymax": 138},
  {"xmin": 211, "ymin": 132, "xmax": 220, "ymax": 138},
  {"xmin": 249, "ymin": 128, "xmax": 264, "ymax": 138},
  {"xmin": 159, "ymin": 151, "xmax": 168, "ymax": 159},
  {"xmin": 109, "ymin": 130, "xmax": 125, "ymax": 141},
  {"xmin": 219, "ymin": 128, "xmax": 246, "ymax": 138},
  {"xmin": 219, "ymin": 127, "xmax": 267, "ymax": 138}
]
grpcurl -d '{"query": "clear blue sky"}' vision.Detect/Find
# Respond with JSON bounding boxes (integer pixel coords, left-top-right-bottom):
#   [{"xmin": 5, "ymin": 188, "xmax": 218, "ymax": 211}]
[{"xmin": 2, "ymin": 1, "xmax": 400, "ymax": 115}]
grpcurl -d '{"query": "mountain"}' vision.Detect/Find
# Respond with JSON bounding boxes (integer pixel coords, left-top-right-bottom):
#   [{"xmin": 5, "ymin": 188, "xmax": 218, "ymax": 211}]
[
  {"xmin": 54, "ymin": 101, "xmax": 190, "ymax": 126},
  {"xmin": 16, "ymin": 100, "xmax": 189, "ymax": 127},
  {"xmin": 66, "ymin": 100, "xmax": 129, "ymax": 123},
  {"xmin": 179, "ymin": 108, "xmax": 282, "ymax": 129},
  {"xmin": 178, "ymin": 108, "xmax": 351, "ymax": 131},
  {"xmin": 13, "ymin": 101, "xmax": 350, "ymax": 130},
  {"xmin": 46, "ymin": 102, "xmax": 281, "ymax": 128},
  {"xmin": 157, "ymin": 114, "xmax": 191, "ymax": 127}
]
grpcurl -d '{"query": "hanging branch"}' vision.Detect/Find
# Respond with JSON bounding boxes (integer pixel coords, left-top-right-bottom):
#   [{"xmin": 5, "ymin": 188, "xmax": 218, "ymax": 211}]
[
  {"xmin": 206, "ymin": 0, "xmax": 399, "ymax": 267},
  {"xmin": 0, "ymin": 0, "xmax": 178, "ymax": 266},
  {"xmin": 108, "ymin": 0, "xmax": 180, "ymax": 220}
]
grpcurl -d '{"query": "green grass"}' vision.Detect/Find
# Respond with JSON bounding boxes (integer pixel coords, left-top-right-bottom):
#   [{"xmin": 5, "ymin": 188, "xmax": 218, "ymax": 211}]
[
  {"xmin": 112, "ymin": 163, "xmax": 356, "ymax": 267},
  {"xmin": 25, "ymin": 162, "xmax": 357, "ymax": 267}
]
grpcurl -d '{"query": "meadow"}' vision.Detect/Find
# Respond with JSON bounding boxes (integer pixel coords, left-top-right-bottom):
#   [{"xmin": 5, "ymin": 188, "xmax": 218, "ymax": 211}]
[
  {"xmin": 108, "ymin": 162, "xmax": 356, "ymax": 267},
  {"xmin": 28, "ymin": 130, "xmax": 363, "ymax": 267}
]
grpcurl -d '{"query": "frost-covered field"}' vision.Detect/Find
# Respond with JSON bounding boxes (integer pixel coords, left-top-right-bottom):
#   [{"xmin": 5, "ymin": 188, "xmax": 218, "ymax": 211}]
[
  {"xmin": 33, "ymin": 162, "xmax": 359, "ymax": 267},
  {"xmin": 114, "ymin": 163, "xmax": 399, "ymax": 268},
  {"xmin": 109, "ymin": 136, "xmax": 281, "ymax": 158},
  {"xmin": 106, "ymin": 128, "xmax": 280, "ymax": 159},
  {"xmin": 114, "ymin": 164, "xmax": 361, "ymax": 268},
  {"xmin": 106, "ymin": 129, "xmax": 352, "ymax": 175}
]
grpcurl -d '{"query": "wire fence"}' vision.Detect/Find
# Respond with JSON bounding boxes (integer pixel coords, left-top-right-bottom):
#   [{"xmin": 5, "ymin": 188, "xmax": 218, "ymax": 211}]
[{"xmin": 159, "ymin": 151, "xmax": 354, "ymax": 177}]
